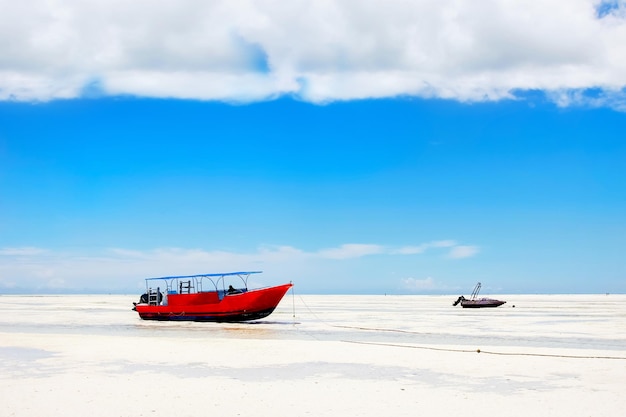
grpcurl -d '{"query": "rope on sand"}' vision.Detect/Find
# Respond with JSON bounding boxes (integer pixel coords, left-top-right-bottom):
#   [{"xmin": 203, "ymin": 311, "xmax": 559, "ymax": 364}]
[{"xmin": 343, "ymin": 340, "xmax": 626, "ymax": 360}]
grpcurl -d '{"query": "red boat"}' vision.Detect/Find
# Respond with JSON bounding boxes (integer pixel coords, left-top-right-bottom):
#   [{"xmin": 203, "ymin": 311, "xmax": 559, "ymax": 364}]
[
  {"xmin": 453, "ymin": 282, "xmax": 506, "ymax": 308},
  {"xmin": 132, "ymin": 271, "xmax": 293, "ymax": 322}
]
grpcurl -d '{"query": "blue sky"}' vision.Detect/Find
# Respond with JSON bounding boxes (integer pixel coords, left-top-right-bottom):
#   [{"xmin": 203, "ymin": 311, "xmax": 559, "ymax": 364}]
[{"xmin": 1, "ymin": 1, "xmax": 625, "ymax": 294}]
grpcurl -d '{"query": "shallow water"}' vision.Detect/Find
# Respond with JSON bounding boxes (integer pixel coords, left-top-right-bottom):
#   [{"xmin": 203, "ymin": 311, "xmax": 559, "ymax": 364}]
[{"xmin": 1, "ymin": 293, "xmax": 624, "ymax": 353}]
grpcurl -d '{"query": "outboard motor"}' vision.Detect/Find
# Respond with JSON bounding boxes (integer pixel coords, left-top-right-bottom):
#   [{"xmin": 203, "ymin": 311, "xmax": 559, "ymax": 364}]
[
  {"xmin": 453, "ymin": 296, "xmax": 465, "ymax": 306},
  {"xmin": 132, "ymin": 293, "xmax": 149, "ymax": 310}
]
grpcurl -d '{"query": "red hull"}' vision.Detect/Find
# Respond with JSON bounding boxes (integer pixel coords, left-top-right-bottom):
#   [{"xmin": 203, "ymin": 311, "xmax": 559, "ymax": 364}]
[{"xmin": 134, "ymin": 283, "xmax": 292, "ymax": 322}]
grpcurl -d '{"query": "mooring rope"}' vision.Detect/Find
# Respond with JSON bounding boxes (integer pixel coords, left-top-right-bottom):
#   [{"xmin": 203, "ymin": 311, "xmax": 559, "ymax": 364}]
[
  {"xmin": 291, "ymin": 284, "xmax": 296, "ymax": 320},
  {"xmin": 343, "ymin": 340, "xmax": 626, "ymax": 360},
  {"xmin": 295, "ymin": 294, "xmax": 626, "ymax": 361}
]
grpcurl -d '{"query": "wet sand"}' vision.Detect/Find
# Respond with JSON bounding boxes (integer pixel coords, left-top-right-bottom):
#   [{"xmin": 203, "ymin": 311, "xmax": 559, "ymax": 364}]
[{"xmin": 1, "ymin": 294, "xmax": 625, "ymax": 416}]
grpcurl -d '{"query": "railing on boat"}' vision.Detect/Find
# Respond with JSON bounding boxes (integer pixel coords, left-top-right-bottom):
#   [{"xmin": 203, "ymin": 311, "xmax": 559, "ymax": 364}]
[
  {"xmin": 147, "ymin": 287, "xmax": 162, "ymax": 306},
  {"xmin": 143, "ymin": 271, "xmax": 262, "ymax": 303}
]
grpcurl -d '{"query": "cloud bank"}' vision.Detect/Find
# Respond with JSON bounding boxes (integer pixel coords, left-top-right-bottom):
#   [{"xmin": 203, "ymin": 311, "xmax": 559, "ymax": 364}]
[
  {"xmin": 0, "ymin": 241, "xmax": 478, "ymax": 293},
  {"xmin": 1, "ymin": 0, "xmax": 626, "ymax": 108}
]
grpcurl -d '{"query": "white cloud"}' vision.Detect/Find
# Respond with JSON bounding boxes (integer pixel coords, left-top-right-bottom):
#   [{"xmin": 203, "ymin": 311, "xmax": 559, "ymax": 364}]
[
  {"xmin": 402, "ymin": 276, "xmax": 436, "ymax": 291},
  {"xmin": 447, "ymin": 245, "xmax": 480, "ymax": 259},
  {"xmin": 1, "ymin": 0, "xmax": 626, "ymax": 108},
  {"xmin": 0, "ymin": 247, "xmax": 48, "ymax": 256},
  {"xmin": 0, "ymin": 240, "xmax": 479, "ymax": 292},
  {"xmin": 393, "ymin": 240, "xmax": 456, "ymax": 254},
  {"xmin": 46, "ymin": 278, "xmax": 67, "ymax": 289},
  {"xmin": 316, "ymin": 244, "xmax": 384, "ymax": 259}
]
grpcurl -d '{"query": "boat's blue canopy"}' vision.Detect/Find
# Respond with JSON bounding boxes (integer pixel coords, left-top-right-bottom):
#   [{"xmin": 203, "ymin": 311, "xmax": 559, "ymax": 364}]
[{"xmin": 145, "ymin": 271, "xmax": 262, "ymax": 281}]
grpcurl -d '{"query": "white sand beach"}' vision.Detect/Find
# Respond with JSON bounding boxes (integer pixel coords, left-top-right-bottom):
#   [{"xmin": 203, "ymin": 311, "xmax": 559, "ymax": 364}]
[{"xmin": 1, "ymin": 294, "xmax": 625, "ymax": 417}]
